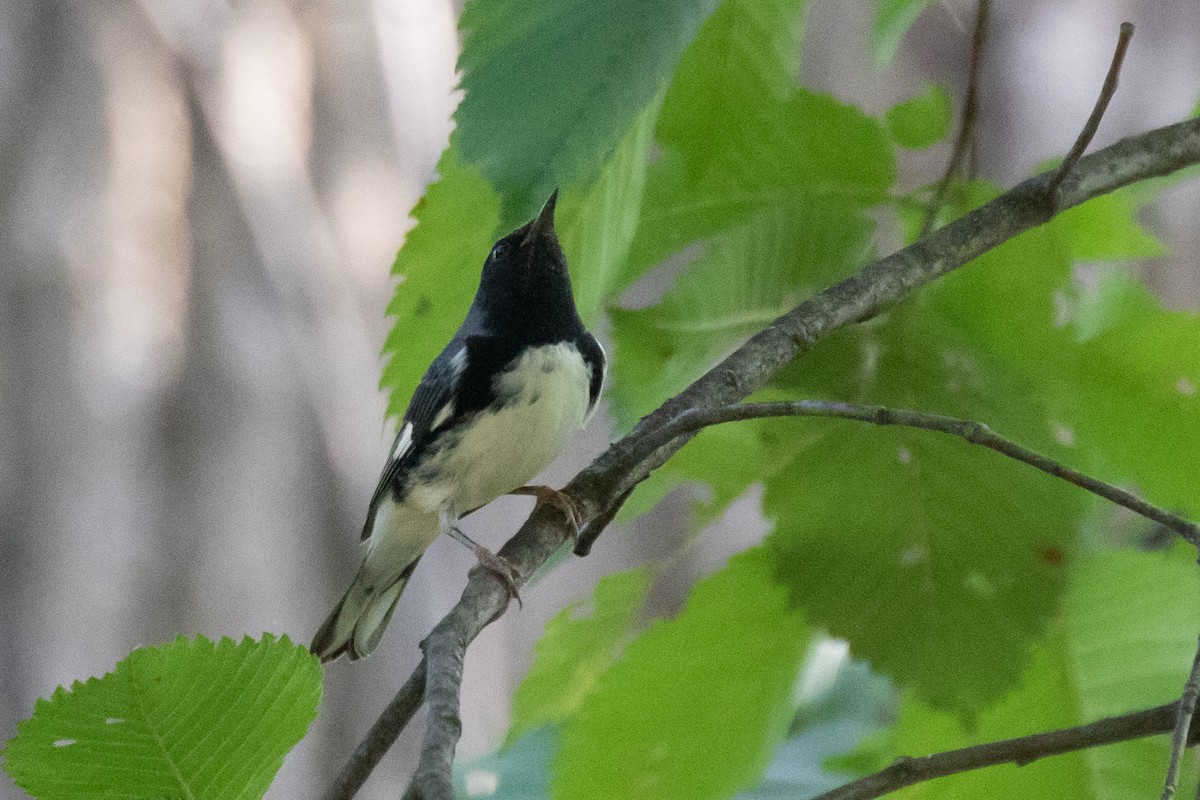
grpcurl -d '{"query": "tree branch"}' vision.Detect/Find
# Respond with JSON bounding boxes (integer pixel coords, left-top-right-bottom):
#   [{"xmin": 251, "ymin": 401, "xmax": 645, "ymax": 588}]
[
  {"xmin": 617, "ymin": 400, "xmax": 1200, "ymax": 549},
  {"xmin": 403, "ymin": 620, "xmax": 466, "ymax": 800},
  {"xmin": 811, "ymin": 701, "xmax": 1197, "ymax": 800},
  {"xmin": 323, "ymin": 658, "xmax": 426, "ymax": 799},
  {"xmin": 1162, "ymin": 636, "xmax": 1200, "ymax": 800},
  {"xmin": 324, "ymin": 117, "xmax": 1200, "ymax": 798}
]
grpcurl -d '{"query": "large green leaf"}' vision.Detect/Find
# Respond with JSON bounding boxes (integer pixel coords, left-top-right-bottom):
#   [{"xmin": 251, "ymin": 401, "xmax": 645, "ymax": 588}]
[
  {"xmin": 613, "ymin": 198, "xmax": 874, "ymax": 429},
  {"xmin": 626, "ymin": 0, "xmax": 887, "ymax": 279},
  {"xmin": 508, "ymin": 569, "xmax": 651, "ymax": 745},
  {"xmin": 762, "ymin": 187, "xmax": 1086, "ymax": 713},
  {"xmin": 556, "ymin": 102, "xmax": 660, "ymax": 326},
  {"xmin": 553, "ymin": 548, "xmax": 809, "ymax": 800},
  {"xmin": 455, "ymin": 0, "xmax": 721, "ymax": 217},
  {"xmin": 657, "ymin": 0, "xmax": 808, "ymax": 173},
  {"xmin": 3, "ymin": 635, "xmax": 321, "ymax": 800},
  {"xmin": 764, "ymin": 412, "xmax": 1080, "ymax": 714},
  {"xmin": 760, "ymin": 181, "xmax": 1190, "ymax": 716},
  {"xmin": 878, "ymin": 548, "xmax": 1200, "ymax": 799},
  {"xmin": 380, "ymin": 148, "xmax": 501, "ymax": 420},
  {"xmin": 1048, "ymin": 268, "xmax": 1200, "ymax": 521}
]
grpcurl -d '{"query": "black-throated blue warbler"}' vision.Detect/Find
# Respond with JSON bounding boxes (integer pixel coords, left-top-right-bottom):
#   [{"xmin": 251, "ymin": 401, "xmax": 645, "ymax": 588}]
[{"xmin": 311, "ymin": 192, "xmax": 605, "ymax": 662}]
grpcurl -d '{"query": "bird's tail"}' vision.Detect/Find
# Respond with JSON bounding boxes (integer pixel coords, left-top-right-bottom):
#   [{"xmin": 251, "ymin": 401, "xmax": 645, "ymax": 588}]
[{"xmin": 310, "ymin": 558, "xmax": 420, "ymax": 663}]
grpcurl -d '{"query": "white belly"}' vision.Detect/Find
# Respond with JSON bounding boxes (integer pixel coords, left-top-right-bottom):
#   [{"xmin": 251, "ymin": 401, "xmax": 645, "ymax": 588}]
[{"xmin": 409, "ymin": 342, "xmax": 592, "ymax": 515}]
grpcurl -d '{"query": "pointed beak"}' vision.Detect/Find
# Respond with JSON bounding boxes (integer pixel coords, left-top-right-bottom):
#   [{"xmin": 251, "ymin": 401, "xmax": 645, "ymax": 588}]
[{"xmin": 523, "ymin": 191, "xmax": 558, "ymax": 247}]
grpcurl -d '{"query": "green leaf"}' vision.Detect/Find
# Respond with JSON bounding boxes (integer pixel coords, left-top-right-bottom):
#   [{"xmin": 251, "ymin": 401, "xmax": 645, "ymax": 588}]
[
  {"xmin": 553, "ymin": 548, "xmax": 809, "ymax": 800},
  {"xmin": 872, "ymin": 0, "xmax": 934, "ymax": 67},
  {"xmin": 765, "ymin": 187, "xmax": 1088, "ymax": 713},
  {"xmin": 3, "ymin": 635, "xmax": 321, "ymax": 800},
  {"xmin": 456, "ymin": 0, "xmax": 722, "ymax": 214},
  {"xmin": 1051, "ymin": 268, "xmax": 1200, "ymax": 521},
  {"xmin": 1057, "ymin": 190, "xmax": 1167, "ymax": 261},
  {"xmin": 761, "ymin": 178, "xmax": 1192, "ymax": 716},
  {"xmin": 885, "ymin": 84, "xmax": 952, "ymax": 149},
  {"xmin": 508, "ymin": 569, "xmax": 651, "ymax": 745},
  {"xmin": 657, "ymin": 0, "xmax": 808, "ymax": 172},
  {"xmin": 557, "ymin": 101, "xmax": 661, "ymax": 325},
  {"xmin": 721, "ymin": 90, "xmax": 897, "ymax": 202},
  {"xmin": 878, "ymin": 549, "xmax": 1200, "ymax": 798},
  {"xmin": 627, "ymin": 90, "xmax": 893, "ymax": 281},
  {"xmin": 613, "ymin": 198, "xmax": 874, "ymax": 429},
  {"xmin": 764, "ymin": 412, "xmax": 1080, "ymax": 714},
  {"xmin": 380, "ymin": 147, "xmax": 501, "ymax": 420}
]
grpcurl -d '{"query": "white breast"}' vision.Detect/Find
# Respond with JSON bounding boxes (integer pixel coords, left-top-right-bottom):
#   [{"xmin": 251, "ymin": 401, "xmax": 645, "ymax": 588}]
[{"xmin": 409, "ymin": 342, "xmax": 593, "ymax": 515}]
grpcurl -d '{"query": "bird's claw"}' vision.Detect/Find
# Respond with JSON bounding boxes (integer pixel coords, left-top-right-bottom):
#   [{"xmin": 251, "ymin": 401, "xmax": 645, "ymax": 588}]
[
  {"xmin": 469, "ymin": 545, "xmax": 523, "ymax": 607},
  {"xmin": 510, "ymin": 485, "xmax": 582, "ymax": 540}
]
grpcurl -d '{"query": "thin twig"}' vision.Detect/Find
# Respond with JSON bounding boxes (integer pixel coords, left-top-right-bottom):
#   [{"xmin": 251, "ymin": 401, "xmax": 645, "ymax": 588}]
[
  {"xmin": 921, "ymin": 0, "xmax": 989, "ymax": 237},
  {"xmin": 1047, "ymin": 22, "xmax": 1135, "ymax": 197},
  {"xmin": 621, "ymin": 401, "xmax": 1200, "ymax": 549},
  {"xmin": 811, "ymin": 701, "xmax": 1193, "ymax": 800},
  {"xmin": 322, "ymin": 659, "xmax": 427, "ymax": 800},
  {"xmin": 1162, "ymin": 636, "xmax": 1200, "ymax": 800},
  {"xmin": 327, "ymin": 118, "xmax": 1200, "ymax": 795}
]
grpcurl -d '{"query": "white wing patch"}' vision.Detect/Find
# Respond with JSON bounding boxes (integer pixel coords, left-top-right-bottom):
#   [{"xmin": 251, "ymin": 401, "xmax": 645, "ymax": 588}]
[
  {"xmin": 431, "ymin": 401, "xmax": 455, "ymax": 431},
  {"xmin": 429, "ymin": 346, "xmax": 467, "ymax": 432},
  {"xmin": 584, "ymin": 338, "xmax": 607, "ymax": 425},
  {"xmin": 449, "ymin": 346, "xmax": 468, "ymax": 375},
  {"xmin": 391, "ymin": 422, "xmax": 414, "ymax": 461}
]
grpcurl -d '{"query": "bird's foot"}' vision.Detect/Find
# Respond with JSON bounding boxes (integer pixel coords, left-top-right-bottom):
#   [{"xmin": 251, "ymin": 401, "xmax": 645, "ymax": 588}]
[
  {"xmin": 510, "ymin": 485, "xmax": 581, "ymax": 540},
  {"xmin": 447, "ymin": 526, "xmax": 522, "ymax": 606}
]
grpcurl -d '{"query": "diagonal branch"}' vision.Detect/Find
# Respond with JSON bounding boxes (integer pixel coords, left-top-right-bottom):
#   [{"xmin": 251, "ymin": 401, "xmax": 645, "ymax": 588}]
[
  {"xmin": 811, "ymin": 700, "xmax": 1197, "ymax": 800},
  {"xmin": 324, "ymin": 658, "xmax": 427, "ymax": 797},
  {"xmin": 323, "ymin": 116, "xmax": 1200, "ymax": 799},
  {"xmin": 1161, "ymin": 636, "xmax": 1200, "ymax": 800},
  {"xmin": 618, "ymin": 400, "xmax": 1200, "ymax": 549}
]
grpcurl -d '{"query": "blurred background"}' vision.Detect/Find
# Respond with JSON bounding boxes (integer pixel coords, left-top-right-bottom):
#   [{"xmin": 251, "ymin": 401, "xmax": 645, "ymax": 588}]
[{"xmin": 0, "ymin": 0, "xmax": 1197, "ymax": 797}]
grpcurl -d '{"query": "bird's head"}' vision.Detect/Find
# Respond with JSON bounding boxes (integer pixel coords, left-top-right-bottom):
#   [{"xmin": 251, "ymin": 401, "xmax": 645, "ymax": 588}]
[{"xmin": 474, "ymin": 192, "xmax": 577, "ymax": 331}]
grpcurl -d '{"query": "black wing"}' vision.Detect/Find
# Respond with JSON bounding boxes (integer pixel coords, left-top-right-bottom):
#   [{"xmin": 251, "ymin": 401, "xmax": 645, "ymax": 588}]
[{"xmin": 360, "ymin": 336, "xmax": 469, "ymax": 538}]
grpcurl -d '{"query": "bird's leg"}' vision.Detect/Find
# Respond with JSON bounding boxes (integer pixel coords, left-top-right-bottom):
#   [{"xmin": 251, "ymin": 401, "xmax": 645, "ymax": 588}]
[
  {"xmin": 439, "ymin": 508, "xmax": 522, "ymax": 605},
  {"xmin": 509, "ymin": 485, "xmax": 581, "ymax": 539}
]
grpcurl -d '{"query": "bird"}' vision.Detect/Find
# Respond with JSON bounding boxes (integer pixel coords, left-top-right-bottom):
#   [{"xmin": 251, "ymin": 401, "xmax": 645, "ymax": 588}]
[{"xmin": 310, "ymin": 192, "xmax": 605, "ymax": 662}]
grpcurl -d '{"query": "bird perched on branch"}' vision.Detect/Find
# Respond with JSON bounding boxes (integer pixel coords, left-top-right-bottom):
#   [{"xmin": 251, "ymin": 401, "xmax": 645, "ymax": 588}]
[{"xmin": 311, "ymin": 192, "xmax": 605, "ymax": 662}]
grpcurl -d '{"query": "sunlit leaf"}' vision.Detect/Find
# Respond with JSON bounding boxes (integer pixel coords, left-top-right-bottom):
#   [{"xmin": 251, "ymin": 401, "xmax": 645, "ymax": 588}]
[
  {"xmin": 508, "ymin": 569, "xmax": 651, "ymax": 745},
  {"xmin": 877, "ymin": 549, "xmax": 1200, "ymax": 799},
  {"xmin": 553, "ymin": 548, "xmax": 808, "ymax": 800},
  {"xmin": 381, "ymin": 148, "xmax": 501, "ymax": 420},
  {"xmin": 3, "ymin": 635, "xmax": 321, "ymax": 800}
]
